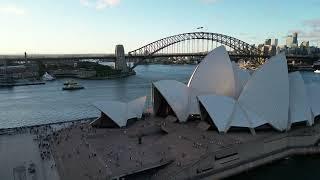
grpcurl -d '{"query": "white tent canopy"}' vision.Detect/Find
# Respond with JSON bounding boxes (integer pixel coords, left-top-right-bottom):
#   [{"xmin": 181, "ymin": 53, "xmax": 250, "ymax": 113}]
[{"xmin": 91, "ymin": 96, "xmax": 147, "ymax": 127}]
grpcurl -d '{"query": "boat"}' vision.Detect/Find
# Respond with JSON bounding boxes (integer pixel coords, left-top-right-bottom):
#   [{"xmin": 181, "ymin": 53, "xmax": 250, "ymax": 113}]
[
  {"xmin": 62, "ymin": 81, "xmax": 84, "ymax": 90},
  {"xmin": 64, "ymin": 80, "xmax": 73, "ymax": 85},
  {"xmin": 314, "ymin": 70, "xmax": 320, "ymax": 74},
  {"xmin": 42, "ymin": 72, "xmax": 55, "ymax": 81},
  {"xmin": 63, "ymin": 80, "xmax": 77, "ymax": 85}
]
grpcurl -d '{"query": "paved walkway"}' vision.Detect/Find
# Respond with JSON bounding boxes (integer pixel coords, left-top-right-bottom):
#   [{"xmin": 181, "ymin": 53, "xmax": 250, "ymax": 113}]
[{"xmin": 0, "ymin": 133, "xmax": 60, "ymax": 180}]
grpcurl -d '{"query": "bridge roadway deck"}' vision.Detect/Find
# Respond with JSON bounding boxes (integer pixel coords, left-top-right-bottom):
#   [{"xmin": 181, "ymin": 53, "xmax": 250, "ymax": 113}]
[
  {"xmin": 0, "ymin": 53, "xmax": 318, "ymax": 61},
  {"xmin": 0, "ymin": 54, "xmax": 117, "ymax": 61}
]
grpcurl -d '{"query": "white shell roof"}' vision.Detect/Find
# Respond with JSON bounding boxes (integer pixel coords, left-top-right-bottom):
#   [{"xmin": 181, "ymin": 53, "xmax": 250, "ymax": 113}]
[
  {"xmin": 198, "ymin": 95, "xmax": 235, "ymax": 132},
  {"xmin": 198, "ymin": 96, "xmax": 260, "ymax": 133},
  {"xmin": 238, "ymin": 53, "xmax": 289, "ymax": 131},
  {"xmin": 92, "ymin": 96, "xmax": 147, "ymax": 127},
  {"xmin": 288, "ymin": 72, "xmax": 313, "ymax": 126},
  {"xmin": 153, "ymin": 46, "xmax": 239, "ymax": 123},
  {"xmin": 153, "ymin": 80, "xmax": 190, "ymax": 122},
  {"xmin": 188, "ymin": 46, "xmax": 236, "ymax": 98},
  {"xmin": 93, "ymin": 101, "xmax": 128, "ymax": 127},
  {"xmin": 232, "ymin": 62, "xmax": 251, "ymax": 99},
  {"xmin": 229, "ymin": 102, "xmax": 252, "ymax": 129},
  {"xmin": 152, "ymin": 46, "xmax": 320, "ymax": 133},
  {"xmin": 306, "ymin": 83, "xmax": 320, "ymax": 117},
  {"xmin": 128, "ymin": 96, "xmax": 147, "ymax": 119}
]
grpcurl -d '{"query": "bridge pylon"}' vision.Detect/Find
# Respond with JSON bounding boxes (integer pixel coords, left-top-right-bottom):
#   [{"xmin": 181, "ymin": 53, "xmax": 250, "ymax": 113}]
[{"xmin": 115, "ymin": 45, "xmax": 128, "ymax": 72}]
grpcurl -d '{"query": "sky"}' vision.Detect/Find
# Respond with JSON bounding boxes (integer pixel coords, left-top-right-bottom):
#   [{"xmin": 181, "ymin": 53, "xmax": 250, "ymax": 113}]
[{"xmin": 0, "ymin": 0, "xmax": 319, "ymax": 54}]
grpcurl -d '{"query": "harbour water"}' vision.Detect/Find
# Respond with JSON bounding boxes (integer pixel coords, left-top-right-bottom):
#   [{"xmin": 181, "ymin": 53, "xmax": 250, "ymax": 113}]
[
  {"xmin": 0, "ymin": 64, "xmax": 319, "ymax": 129},
  {"xmin": 227, "ymin": 155, "xmax": 320, "ymax": 180},
  {"xmin": 0, "ymin": 64, "xmax": 195, "ymax": 129}
]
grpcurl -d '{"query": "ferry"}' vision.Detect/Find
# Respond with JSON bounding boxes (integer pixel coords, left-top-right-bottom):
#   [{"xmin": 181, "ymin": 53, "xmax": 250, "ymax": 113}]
[
  {"xmin": 62, "ymin": 80, "xmax": 84, "ymax": 90},
  {"xmin": 313, "ymin": 60, "xmax": 320, "ymax": 73},
  {"xmin": 63, "ymin": 80, "xmax": 77, "ymax": 85}
]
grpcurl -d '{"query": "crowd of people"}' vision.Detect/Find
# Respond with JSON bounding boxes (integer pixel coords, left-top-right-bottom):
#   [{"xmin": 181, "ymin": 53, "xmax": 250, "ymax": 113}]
[{"xmin": 31, "ymin": 126, "xmax": 53, "ymax": 161}]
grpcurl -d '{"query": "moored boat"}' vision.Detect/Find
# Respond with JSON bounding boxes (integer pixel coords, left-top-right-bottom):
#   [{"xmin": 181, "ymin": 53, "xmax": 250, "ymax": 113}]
[{"xmin": 42, "ymin": 72, "xmax": 55, "ymax": 81}]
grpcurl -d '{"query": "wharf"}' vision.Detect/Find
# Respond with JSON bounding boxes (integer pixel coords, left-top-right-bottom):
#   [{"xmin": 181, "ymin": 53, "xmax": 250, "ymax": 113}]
[
  {"xmin": 0, "ymin": 80, "xmax": 45, "ymax": 87},
  {"xmin": 289, "ymin": 64, "xmax": 315, "ymax": 72}
]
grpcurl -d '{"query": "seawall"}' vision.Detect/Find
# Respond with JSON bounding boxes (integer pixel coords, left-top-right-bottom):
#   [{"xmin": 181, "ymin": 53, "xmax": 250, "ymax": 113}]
[{"xmin": 171, "ymin": 124, "xmax": 320, "ymax": 180}]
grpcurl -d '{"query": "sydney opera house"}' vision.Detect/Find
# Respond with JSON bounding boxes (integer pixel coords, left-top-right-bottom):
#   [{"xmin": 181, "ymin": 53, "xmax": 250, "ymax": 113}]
[
  {"xmin": 152, "ymin": 46, "xmax": 320, "ymax": 134},
  {"xmin": 91, "ymin": 46, "xmax": 320, "ymax": 134}
]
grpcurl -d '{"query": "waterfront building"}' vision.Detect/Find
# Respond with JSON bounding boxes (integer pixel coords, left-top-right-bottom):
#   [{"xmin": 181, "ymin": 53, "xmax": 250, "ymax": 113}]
[
  {"xmin": 0, "ymin": 64, "xmax": 39, "ymax": 82},
  {"xmin": 152, "ymin": 46, "xmax": 320, "ymax": 133},
  {"xmin": 259, "ymin": 32, "xmax": 319, "ymax": 57}
]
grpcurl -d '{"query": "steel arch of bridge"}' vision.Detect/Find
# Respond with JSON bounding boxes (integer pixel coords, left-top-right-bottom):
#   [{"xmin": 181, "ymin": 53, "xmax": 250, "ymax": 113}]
[{"xmin": 128, "ymin": 32, "xmax": 260, "ymax": 57}]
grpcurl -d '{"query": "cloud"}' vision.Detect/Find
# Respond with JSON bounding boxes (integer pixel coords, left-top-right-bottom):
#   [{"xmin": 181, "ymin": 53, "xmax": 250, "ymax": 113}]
[
  {"xmin": 303, "ymin": 18, "xmax": 320, "ymax": 29},
  {"xmin": 80, "ymin": 0, "xmax": 91, "ymax": 7},
  {"xmin": 289, "ymin": 18, "xmax": 320, "ymax": 44},
  {"xmin": 200, "ymin": 0, "xmax": 221, "ymax": 4},
  {"xmin": 0, "ymin": 4, "xmax": 26, "ymax": 15},
  {"xmin": 80, "ymin": 0, "xmax": 120, "ymax": 10},
  {"xmin": 96, "ymin": 0, "xmax": 120, "ymax": 9}
]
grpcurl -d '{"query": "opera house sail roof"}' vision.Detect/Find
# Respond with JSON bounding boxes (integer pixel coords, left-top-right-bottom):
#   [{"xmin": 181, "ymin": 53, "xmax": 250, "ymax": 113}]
[
  {"xmin": 187, "ymin": 46, "xmax": 236, "ymax": 97},
  {"xmin": 91, "ymin": 96, "xmax": 146, "ymax": 127},
  {"xmin": 152, "ymin": 45, "xmax": 320, "ymax": 133}
]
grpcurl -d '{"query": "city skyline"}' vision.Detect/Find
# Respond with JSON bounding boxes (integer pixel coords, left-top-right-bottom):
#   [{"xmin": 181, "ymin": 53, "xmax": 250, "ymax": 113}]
[{"xmin": 0, "ymin": 0, "xmax": 319, "ymax": 54}]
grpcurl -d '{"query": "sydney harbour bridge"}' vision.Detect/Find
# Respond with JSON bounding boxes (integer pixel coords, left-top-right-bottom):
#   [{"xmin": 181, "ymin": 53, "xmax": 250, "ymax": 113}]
[{"xmin": 0, "ymin": 32, "xmax": 318, "ymax": 69}]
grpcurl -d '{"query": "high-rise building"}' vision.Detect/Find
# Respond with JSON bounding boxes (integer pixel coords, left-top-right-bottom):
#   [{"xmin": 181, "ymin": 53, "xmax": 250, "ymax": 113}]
[
  {"xmin": 286, "ymin": 32, "xmax": 299, "ymax": 48},
  {"xmin": 286, "ymin": 35, "xmax": 294, "ymax": 48},
  {"xmin": 265, "ymin": 39, "xmax": 272, "ymax": 45},
  {"xmin": 293, "ymin": 32, "xmax": 298, "ymax": 45},
  {"xmin": 269, "ymin": 45, "xmax": 277, "ymax": 56},
  {"xmin": 271, "ymin": 39, "xmax": 278, "ymax": 47}
]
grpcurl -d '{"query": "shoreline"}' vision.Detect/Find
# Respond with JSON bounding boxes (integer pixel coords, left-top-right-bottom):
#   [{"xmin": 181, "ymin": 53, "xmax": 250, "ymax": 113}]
[
  {"xmin": 0, "ymin": 80, "xmax": 45, "ymax": 87},
  {"xmin": 198, "ymin": 147, "xmax": 320, "ymax": 180},
  {"xmin": 0, "ymin": 117, "xmax": 96, "ymax": 134}
]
